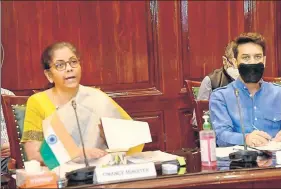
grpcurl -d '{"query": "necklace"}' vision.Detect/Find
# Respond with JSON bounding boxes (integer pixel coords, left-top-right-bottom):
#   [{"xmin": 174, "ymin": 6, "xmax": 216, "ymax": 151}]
[
  {"xmin": 53, "ymin": 95, "xmax": 60, "ymax": 110},
  {"xmin": 51, "ymin": 88, "xmax": 62, "ymax": 110}
]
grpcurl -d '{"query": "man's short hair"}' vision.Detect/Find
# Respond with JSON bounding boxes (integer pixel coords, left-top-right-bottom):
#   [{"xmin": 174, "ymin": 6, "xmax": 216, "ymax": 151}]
[{"xmin": 233, "ymin": 32, "xmax": 266, "ymax": 58}]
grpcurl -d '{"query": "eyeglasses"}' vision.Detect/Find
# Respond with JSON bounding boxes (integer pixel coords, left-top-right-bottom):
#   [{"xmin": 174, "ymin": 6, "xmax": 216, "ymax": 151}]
[{"xmin": 51, "ymin": 58, "xmax": 80, "ymax": 71}]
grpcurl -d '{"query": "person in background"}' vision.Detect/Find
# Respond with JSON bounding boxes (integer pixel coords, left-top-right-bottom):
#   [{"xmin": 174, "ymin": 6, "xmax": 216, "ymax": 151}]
[
  {"xmin": 197, "ymin": 41, "xmax": 238, "ymax": 101},
  {"xmin": 21, "ymin": 42, "xmax": 143, "ymax": 165},
  {"xmin": 1, "ymin": 88, "xmax": 15, "ymax": 172},
  {"xmin": 192, "ymin": 41, "xmax": 238, "ymax": 126},
  {"xmin": 210, "ymin": 32, "xmax": 281, "ymax": 147}
]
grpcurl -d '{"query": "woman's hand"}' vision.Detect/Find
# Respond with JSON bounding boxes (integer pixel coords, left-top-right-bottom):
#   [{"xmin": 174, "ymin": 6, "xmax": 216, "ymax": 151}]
[
  {"xmin": 1, "ymin": 143, "xmax": 10, "ymax": 158},
  {"xmin": 24, "ymin": 141, "xmax": 44, "ymax": 164},
  {"xmin": 80, "ymin": 148, "xmax": 108, "ymax": 160}
]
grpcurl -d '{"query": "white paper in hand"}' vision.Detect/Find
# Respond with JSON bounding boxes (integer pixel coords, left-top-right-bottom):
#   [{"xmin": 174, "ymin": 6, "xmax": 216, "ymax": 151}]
[
  {"xmin": 255, "ymin": 141, "xmax": 281, "ymax": 151},
  {"xmin": 101, "ymin": 117, "xmax": 152, "ymax": 150}
]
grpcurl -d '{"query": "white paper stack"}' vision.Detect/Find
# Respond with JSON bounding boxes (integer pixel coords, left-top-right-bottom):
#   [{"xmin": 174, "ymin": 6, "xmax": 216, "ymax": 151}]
[
  {"xmin": 255, "ymin": 141, "xmax": 281, "ymax": 151},
  {"xmin": 126, "ymin": 150, "xmax": 178, "ymax": 164},
  {"xmin": 101, "ymin": 117, "xmax": 152, "ymax": 151}
]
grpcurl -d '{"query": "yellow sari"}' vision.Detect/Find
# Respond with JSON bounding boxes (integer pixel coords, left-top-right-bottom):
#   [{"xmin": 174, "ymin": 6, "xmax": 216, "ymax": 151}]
[{"xmin": 22, "ymin": 85, "xmax": 144, "ymax": 155}]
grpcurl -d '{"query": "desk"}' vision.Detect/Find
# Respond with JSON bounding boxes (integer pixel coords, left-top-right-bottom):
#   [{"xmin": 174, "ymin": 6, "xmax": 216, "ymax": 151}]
[
  {"xmin": 3, "ymin": 150, "xmax": 281, "ymax": 188},
  {"xmin": 68, "ymin": 167, "xmax": 281, "ymax": 188},
  {"xmin": 67, "ymin": 149, "xmax": 281, "ymax": 188}
]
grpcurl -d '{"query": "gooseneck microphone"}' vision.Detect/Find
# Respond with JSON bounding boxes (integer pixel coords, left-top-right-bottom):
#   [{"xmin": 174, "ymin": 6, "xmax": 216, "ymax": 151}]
[
  {"xmin": 234, "ymin": 89, "xmax": 247, "ymax": 151},
  {"xmin": 65, "ymin": 100, "xmax": 96, "ymax": 182},
  {"xmin": 229, "ymin": 87, "xmax": 258, "ymax": 163},
  {"xmin": 72, "ymin": 100, "xmax": 89, "ymax": 167}
]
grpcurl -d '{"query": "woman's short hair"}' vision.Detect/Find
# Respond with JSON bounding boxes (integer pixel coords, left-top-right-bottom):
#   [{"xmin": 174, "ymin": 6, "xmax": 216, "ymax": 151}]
[{"xmin": 41, "ymin": 42, "xmax": 80, "ymax": 70}]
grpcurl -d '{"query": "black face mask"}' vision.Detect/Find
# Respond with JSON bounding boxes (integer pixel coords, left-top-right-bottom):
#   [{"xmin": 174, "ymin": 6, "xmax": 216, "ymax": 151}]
[{"xmin": 238, "ymin": 63, "xmax": 264, "ymax": 83}]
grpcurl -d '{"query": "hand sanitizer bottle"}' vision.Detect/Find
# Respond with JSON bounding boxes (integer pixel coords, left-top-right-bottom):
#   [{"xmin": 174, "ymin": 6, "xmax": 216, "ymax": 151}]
[{"xmin": 200, "ymin": 114, "xmax": 217, "ymax": 167}]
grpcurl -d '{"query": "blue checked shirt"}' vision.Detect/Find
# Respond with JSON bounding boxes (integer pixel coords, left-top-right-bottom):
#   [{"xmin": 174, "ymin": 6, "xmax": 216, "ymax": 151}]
[{"xmin": 210, "ymin": 79, "xmax": 281, "ymax": 147}]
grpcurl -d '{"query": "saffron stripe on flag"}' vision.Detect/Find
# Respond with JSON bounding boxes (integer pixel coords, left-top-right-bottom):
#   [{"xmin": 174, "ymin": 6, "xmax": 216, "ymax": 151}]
[
  {"xmin": 51, "ymin": 113, "xmax": 80, "ymax": 158},
  {"xmin": 40, "ymin": 140, "xmax": 60, "ymax": 170}
]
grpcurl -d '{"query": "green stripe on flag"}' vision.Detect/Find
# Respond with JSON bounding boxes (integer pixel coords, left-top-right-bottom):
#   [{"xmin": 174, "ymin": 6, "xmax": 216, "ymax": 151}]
[{"xmin": 40, "ymin": 140, "xmax": 60, "ymax": 170}]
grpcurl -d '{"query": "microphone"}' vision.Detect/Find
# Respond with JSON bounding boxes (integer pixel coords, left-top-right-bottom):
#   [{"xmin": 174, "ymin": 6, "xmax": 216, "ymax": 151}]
[
  {"xmin": 229, "ymin": 88, "xmax": 258, "ymax": 162},
  {"xmin": 72, "ymin": 100, "xmax": 89, "ymax": 167},
  {"xmin": 65, "ymin": 100, "xmax": 96, "ymax": 182},
  {"xmin": 234, "ymin": 89, "xmax": 247, "ymax": 151}
]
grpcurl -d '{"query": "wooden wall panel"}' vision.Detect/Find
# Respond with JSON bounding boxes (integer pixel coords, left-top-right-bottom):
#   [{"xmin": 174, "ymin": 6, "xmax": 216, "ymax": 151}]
[
  {"xmin": 277, "ymin": 1, "xmax": 281, "ymax": 77},
  {"xmin": 178, "ymin": 109, "xmax": 196, "ymax": 148},
  {"xmin": 132, "ymin": 111, "xmax": 165, "ymax": 151},
  {"xmin": 182, "ymin": 1, "xmax": 244, "ymax": 82},
  {"xmin": 182, "ymin": 0, "xmax": 280, "ymax": 82},
  {"xmin": 1, "ymin": 1, "xmax": 154, "ymax": 91},
  {"xmin": 153, "ymin": 1, "xmax": 187, "ymax": 151},
  {"xmin": 77, "ymin": 1, "xmax": 151, "ymax": 87},
  {"xmin": 244, "ymin": 0, "xmax": 278, "ymax": 77},
  {"xmin": 1, "ymin": 0, "xmax": 281, "ymax": 152}
]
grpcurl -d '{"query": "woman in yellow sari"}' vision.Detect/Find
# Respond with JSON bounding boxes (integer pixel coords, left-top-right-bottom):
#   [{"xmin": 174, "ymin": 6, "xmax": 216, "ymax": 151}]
[{"xmin": 22, "ymin": 42, "xmax": 142, "ymax": 165}]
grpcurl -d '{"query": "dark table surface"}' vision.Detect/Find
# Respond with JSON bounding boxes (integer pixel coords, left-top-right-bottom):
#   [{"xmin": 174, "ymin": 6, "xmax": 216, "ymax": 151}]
[{"xmin": 2, "ymin": 149, "xmax": 281, "ymax": 188}]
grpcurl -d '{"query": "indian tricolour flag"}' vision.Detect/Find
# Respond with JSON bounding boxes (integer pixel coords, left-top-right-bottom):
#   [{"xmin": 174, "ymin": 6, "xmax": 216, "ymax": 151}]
[{"xmin": 40, "ymin": 113, "xmax": 80, "ymax": 170}]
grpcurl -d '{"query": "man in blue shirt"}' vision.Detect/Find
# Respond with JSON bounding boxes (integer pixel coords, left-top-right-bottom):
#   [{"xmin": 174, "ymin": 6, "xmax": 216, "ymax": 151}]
[{"xmin": 210, "ymin": 32, "xmax": 281, "ymax": 147}]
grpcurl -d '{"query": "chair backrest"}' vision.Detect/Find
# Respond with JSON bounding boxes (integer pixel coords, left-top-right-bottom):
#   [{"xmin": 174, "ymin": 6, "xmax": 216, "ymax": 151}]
[
  {"xmin": 194, "ymin": 100, "xmax": 210, "ymax": 131},
  {"xmin": 263, "ymin": 77, "xmax": 281, "ymax": 85},
  {"xmin": 184, "ymin": 80, "xmax": 201, "ymax": 105},
  {"xmin": 1, "ymin": 95, "xmax": 29, "ymax": 169}
]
